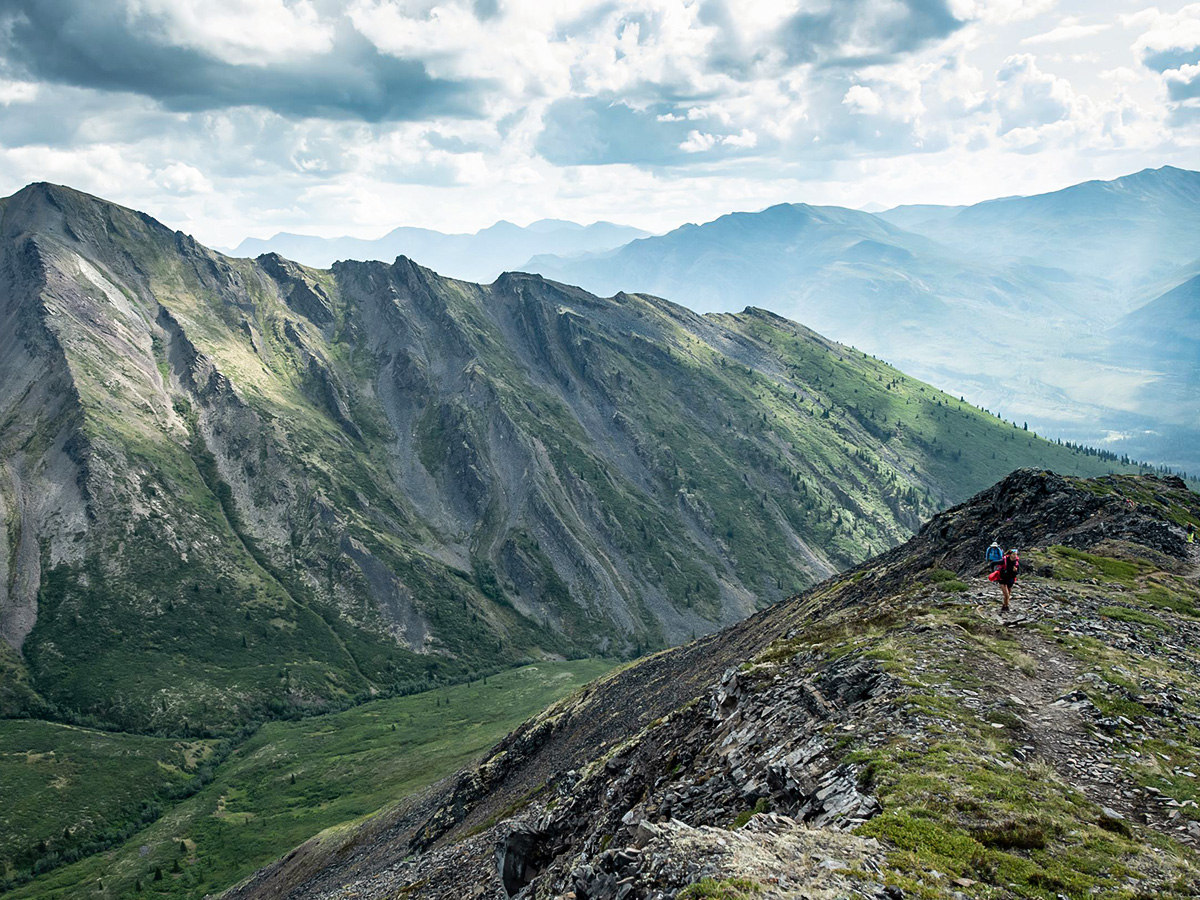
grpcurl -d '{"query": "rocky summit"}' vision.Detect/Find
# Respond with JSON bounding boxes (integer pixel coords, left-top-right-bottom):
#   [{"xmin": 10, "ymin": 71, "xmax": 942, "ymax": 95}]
[
  {"xmin": 226, "ymin": 471, "xmax": 1200, "ymax": 900},
  {"xmin": 0, "ymin": 183, "xmax": 1132, "ymax": 734}
]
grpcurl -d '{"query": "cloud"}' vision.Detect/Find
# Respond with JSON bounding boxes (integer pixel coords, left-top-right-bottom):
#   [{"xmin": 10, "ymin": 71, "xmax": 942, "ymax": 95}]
[
  {"xmin": 779, "ymin": 0, "xmax": 966, "ymax": 66},
  {"xmin": 125, "ymin": 0, "xmax": 335, "ymax": 66},
  {"xmin": 680, "ymin": 130, "xmax": 717, "ymax": 152},
  {"xmin": 0, "ymin": 0, "xmax": 1187, "ymax": 253},
  {"xmin": 993, "ymin": 53, "xmax": 1074, "ymax": 133},
  {"xmin": 0, "ymin": 0, "xmax": 482, "ymax": 122},
  {"xmin": 678, "ymin": 127, "xmax": 756, "ymax": 152},
  {"xmin": 949, "ymin": 0, "xmax": 1056, "ymax": 25},
  {"xmin": 0, "ymin": 81, "xmax": 168, "ymax": 148},
  {"xmin": 536, "ymin": 98, "xmax": 691, "ymax": 166},
  {"xmin": 347, "ymin": 0, "xmax": 574, "ymax": 97},
  {"xmin": 425, "ymin": 131, "xmax": 485, "ymax": 154},
  {"xmin": 1129, "ymin": 4, "xmax": 1200, "ymax": 72},
  {"xmin": 1127, "ymin": 5, "xmax": 1200, "ymax": 121},
  {"xmin": 535, "ymin": 96, "xmax": 763, "ymax": 166},
  {"xmin": 722, "ymin": 128, "xmax": 758, "ymax": 148},
  {"xmin": 1023, "ymin": 17, "xmax": 1110, "ymax": 45},
  {"xmin": 1165, "ymin": 64, "xmax": 1200, "ymax": 102},
  {"xmin": 844, "ymin": 85, "xmax": 884, "ymax": 115},
  {"xmin": 0, "ymin": 76, "xmax": 36, "ymax": 104},
  {"xmin": 156, "ymin": 161, "xmax": 213, "ymax": 194}
]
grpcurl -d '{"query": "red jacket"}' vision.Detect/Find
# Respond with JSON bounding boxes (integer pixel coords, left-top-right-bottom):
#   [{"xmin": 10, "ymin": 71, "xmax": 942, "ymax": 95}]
[{"xmin": 991, "ymin": 555, "xmax": 1019, "ymax": 583}]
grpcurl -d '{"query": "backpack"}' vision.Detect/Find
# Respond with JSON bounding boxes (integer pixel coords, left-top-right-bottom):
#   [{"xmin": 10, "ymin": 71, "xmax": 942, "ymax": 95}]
[{"xmin": 986, "ymin": 543, "xmax": 1003, "ymax": 564}]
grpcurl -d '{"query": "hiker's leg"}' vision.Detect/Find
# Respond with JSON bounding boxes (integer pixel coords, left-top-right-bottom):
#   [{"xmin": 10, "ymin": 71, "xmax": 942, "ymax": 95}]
[{"xmin": 1000, "ymin": 584, "xmax": 1011, "ymax": 609}]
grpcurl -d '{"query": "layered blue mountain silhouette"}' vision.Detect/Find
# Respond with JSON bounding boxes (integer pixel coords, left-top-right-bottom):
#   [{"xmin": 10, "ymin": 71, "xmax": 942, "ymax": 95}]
[
  {"xmin": 230, "ymin": 218, "xmax": 649, "ymax": 282},
  {"xmin": 525, "ymin": 167, "xmax": 1200, "ymax": 471}
]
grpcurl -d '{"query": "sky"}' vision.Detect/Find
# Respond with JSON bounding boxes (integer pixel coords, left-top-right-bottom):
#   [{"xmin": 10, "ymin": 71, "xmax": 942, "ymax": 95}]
[{"xmin": 2, "ymin": 0, "xmax": 1200, "ymax": 246}]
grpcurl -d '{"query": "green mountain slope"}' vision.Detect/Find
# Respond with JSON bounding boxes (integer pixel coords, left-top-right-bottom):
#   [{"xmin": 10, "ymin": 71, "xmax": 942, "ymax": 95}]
[
  {"xmin": 0, "ymin": 183, "xmax": 1137, "ymax": 734},
  {"xmin": 224, "ymin": 471, "xmax": 1200, "ymax": 900},
  {"xmin": 527, "ymin": 168, "xmax": 1200, "ymax": 472}
]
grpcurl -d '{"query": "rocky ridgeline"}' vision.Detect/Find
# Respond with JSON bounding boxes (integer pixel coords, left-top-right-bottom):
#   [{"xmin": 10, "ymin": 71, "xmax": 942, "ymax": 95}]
[
  {"xmin": 226, "ymin": 471, "xmax": 1200, "ymax": 900},
  {"xmin": 494, "ymin": 655, "xmax": 894, "ymax": 900}
]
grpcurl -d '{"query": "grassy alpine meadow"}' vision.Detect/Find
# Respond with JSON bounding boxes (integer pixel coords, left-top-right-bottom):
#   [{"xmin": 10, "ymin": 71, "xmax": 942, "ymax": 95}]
[
  {"xmin": 1, "ymin": 658, "xmax": 615, "ymax": 899},
  {"xmin": 0, "ymin": 722, "xmax": 218, "ymax": 878}
]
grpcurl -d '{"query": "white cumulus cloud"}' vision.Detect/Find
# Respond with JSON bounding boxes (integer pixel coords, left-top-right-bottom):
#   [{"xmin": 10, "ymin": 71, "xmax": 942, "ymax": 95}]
[
  {"xmin": 156, "ymin": 162, "xmax": 214, "ymax": 194},
  {"xmin": 0, "ymin": 79, "xmax": 38, "ymax": 105},
  {"xmin": 722, "ymin": 128, "xmax": 758, "ymax": 148},
  {"xmin": 1127, "ymin": 4, "xmax": 1200, "ymax": 65},
  {"xmin": 126, "ymin": 0, "xmax": 335, "ymax": 65},
  {"xmin": 994, "ymin": 53, "xmax": 1076, "ymax": 133},
  {"xmin": 679, "ymin": 130, "xmax": 717, "ymax": 153},
  {"xmin": 843, "ymin": 85, "xmax": 884, "ymax": 115}
]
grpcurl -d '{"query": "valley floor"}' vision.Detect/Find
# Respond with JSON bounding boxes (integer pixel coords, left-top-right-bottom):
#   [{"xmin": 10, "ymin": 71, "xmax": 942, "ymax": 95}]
[{"xmin": 0, "ymin": 659, "xmax": 613, "ymax": 899}]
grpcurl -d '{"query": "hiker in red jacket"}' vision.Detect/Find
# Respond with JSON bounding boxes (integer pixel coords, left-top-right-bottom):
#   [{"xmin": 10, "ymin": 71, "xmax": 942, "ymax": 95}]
[{"xmin": 988, "ymin": 548, "xmax": 1020, "ymax": 612}]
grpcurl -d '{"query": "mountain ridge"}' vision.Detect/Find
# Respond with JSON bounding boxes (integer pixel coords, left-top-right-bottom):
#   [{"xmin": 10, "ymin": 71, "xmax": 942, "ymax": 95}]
[
  {"xmin": 905, "ymin": 166, "xmax": 1200, "ymax": 286},
  {"xmin": 524, "ymin": 166, "xmax": 1200, "ymax": 472},
  {"xmin": 220, "ymin": 469, "xmax": 1200, "ymax": 900},
  {"xmin": 0, "ymin": 181, "xmax": 1140, "ymax": 736}
]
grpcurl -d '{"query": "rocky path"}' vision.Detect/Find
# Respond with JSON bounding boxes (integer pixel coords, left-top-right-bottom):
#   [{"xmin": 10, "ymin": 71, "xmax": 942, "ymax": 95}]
[{"xmin": 940, "ymin": 570, "xmax": 1200, "ymax": 847}]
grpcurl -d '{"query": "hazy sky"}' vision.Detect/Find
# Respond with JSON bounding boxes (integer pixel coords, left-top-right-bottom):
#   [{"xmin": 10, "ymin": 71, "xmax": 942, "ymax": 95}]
[{"xmin": 1, "ymin": 0, "xmax": 1199, "ymax": 246}]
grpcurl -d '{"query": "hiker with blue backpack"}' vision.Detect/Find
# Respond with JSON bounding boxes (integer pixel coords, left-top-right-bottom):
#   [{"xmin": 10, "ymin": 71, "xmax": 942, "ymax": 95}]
[{"xmin": 986, "ymin": 542, "xmax": 1019, "ymax": 612}]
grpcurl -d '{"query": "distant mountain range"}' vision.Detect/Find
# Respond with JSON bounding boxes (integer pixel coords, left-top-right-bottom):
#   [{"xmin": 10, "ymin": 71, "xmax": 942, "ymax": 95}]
[
  {"xmin": 228, "ymin": 218, "xmax": 650, "ymax": 282},
  {"xmin": 880, "ymin": 165, "xmax": 1200, "ymax": 291},
  {"xmin": 0, "ymin": 183, "xmax": 1130, "ymax": 735},
  {"xmin": 525, "ymin": 167, "xmax": 1200, "ymax": 472}
]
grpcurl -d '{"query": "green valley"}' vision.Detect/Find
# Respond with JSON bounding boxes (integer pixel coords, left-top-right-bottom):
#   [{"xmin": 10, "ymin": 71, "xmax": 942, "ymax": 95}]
[{"xmin": 1, "ymin": 659, "xmax": 612, "ymax": 897}]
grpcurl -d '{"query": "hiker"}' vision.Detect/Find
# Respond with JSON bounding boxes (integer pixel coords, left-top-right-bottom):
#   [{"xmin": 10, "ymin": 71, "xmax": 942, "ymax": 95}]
[
  {"xmin": 988, "ymin": 548, "xmax": 1019, "ymax": 612},
  {"xmin": 1188, "ymin": 523, "xmax": 1196, "ymax": 544},
  {"xmin": 986, "ymin": 541, "xmax": 1003, "ymax": 565}
]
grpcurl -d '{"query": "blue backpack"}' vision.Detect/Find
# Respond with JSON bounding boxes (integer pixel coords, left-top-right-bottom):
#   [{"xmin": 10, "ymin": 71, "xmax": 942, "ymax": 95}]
[{"xmin": 986, "ymin": 543, "xmax": 1003, "ymax": 564}]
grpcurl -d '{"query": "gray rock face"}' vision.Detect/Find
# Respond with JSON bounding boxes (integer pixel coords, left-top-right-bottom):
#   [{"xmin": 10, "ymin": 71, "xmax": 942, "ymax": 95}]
[
  {"xmin": 379, "ymin": 651, "xmax": 891, "ymax": 900},
  {"xmin": 0, "ymin": 193, "xmax": 94, "ymax": 651},
  {"xmin": 495, "ymin": 826, "xmax": 551, "ymax": 897}
]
